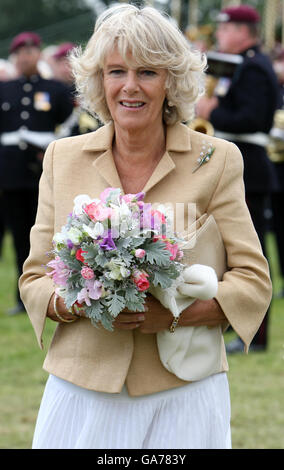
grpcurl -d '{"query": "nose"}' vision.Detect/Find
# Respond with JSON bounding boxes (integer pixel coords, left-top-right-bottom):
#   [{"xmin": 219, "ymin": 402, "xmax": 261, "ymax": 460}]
[{"xmin": 123, "ymin": 70, "xmax": 139, "ymax": 94}]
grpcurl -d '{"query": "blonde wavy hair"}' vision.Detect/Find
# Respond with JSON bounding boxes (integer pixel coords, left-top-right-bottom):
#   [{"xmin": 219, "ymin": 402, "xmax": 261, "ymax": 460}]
[{"xmin": 70, "ymin": 4, "xmax": 207, "ymax": 125}]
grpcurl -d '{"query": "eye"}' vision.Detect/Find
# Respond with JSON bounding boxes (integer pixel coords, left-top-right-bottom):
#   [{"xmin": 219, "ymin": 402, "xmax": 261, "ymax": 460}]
[
  {"xmin": 139, "ymin": 70, "xmax": 157, "ymax": 77},
  {"xmin": 109, "ymin": 69, "xmax": 125, "ymax": 76}
]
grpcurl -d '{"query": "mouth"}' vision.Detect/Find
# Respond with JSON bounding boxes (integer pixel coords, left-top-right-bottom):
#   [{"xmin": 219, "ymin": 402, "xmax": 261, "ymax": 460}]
[{"xmin": 120, "ymin": 101, "xmax": 145, "ymax": 109}]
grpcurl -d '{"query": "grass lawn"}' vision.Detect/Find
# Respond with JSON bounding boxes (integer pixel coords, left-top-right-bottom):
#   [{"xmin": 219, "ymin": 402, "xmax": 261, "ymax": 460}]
[{"xmin": 0, "ymin": 232, "xmax": 283, "ymax": 449}]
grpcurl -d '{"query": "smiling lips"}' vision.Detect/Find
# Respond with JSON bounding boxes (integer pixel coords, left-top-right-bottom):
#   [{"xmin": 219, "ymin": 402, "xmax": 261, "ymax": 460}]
[{"xmin": 120, "ymin": 101, "xmax": 145, "ymax": 108}]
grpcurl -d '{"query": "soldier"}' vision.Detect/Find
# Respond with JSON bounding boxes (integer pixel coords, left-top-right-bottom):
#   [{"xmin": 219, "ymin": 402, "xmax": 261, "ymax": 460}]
[
  {"xmin": 0, "ymin": 32, "xmax": 73, "ymax": 315},
  {"xmin": 52, "ymin": 42, "xmax": 102, "ymax": 138},
  {"xmin": 52, "ymin": 42, "xmax": 76, "ymax": 87},
  {"xmin": 196, "ymin": 5, "xmax": 279, "ymax": 352}
]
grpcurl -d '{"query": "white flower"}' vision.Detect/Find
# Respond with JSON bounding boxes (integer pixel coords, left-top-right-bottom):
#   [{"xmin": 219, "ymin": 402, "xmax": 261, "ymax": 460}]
[
  {"xmin": 106, "ymin": 259, "xmax": 130, "ymax": 280},
  {"xmin": 119, "ymin": 200, "xmax": 132, "ymax": 218},
  {"xmin": 120, "ymin": 266, "xmax": 131, "ymax": 278},
  {"xmin": 53, "ymin": 226, "xmax": 69, "ymax": 246},
  {"xmin": 67, "ymin": 227, "xmax": 82, "ymax": 244},
  {"xmin": 83, "ymin": 222, "xmax": 104, "ymax": 239},
  {"xmin": 73, "ymin": 194, "xmax": 100, "ymax": 216}
]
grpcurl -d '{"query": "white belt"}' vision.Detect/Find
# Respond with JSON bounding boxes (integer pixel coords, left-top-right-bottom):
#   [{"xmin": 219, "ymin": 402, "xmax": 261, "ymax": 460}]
[
  {"xmin": 214, "ymin": 131, "xmax": 269, "ymax": 147},
  {"xmin": 270, "ymin": 127, "xmax": 284, "ymax": 141},
  {"xmin": 0, "ymin": 129, "xmax": 56, "ymax": 149}
]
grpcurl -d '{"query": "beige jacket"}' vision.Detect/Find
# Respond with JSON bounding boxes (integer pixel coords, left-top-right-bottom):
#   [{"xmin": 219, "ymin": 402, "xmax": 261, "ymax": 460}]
[{"xmin": 19, "ymin": 122, "xmax": 272, "ymax": 396}]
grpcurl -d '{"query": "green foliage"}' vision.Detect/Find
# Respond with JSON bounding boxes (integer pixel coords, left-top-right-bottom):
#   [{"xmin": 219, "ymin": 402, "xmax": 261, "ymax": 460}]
[
  {"xmin": 0, "ymin": 0, "xmax": 95, "ymax": 57},
  {"xmin": 144, "ymin": 240, "xmax": 171, "ymax": 266},
  {"xmin": 105, "ymin": 292, "xmax": 126, "ymax": 318}
]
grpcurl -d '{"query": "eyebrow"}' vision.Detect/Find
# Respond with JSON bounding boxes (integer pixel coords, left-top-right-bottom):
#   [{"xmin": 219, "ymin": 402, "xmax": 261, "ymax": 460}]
[{"xmin": 104, "ymin": 63, "xmax": 126, "ymax": 70}]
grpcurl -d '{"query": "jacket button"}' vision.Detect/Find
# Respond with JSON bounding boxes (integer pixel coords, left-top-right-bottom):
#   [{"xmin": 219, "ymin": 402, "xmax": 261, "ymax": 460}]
[
  {"xmin": 21, "ymin": 97, "xmax": 31, "ymax": 106},
  {"xmin": 23, "ymin": 83, "xmax": 32, "ymax": 92},
  {"xmin": 20, "ymin": 111, "xmax": 30, "ymax": 120},
  {"xmin": 1, "ymin": 102, "xmax": 10, "ymax": 111}
]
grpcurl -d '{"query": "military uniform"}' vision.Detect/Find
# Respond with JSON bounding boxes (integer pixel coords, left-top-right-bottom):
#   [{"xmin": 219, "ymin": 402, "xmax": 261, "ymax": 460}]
[
  {"xmin": 207, "ymin": 6, "xmax": 280, "ymax": 350},
  {"xmin": 211, "ymin": 45, "xmax": 279, "ymax": 196},
  {"xmin": 0, "ymin": 73, "xmax": 73, "ymax": 309}
]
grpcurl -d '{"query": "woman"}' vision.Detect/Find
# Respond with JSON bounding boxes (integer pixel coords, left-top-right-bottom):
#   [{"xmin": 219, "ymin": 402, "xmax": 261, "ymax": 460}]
[{"xmin": 19, "ymin": 4, "xmax": 271, "ymax": 449}]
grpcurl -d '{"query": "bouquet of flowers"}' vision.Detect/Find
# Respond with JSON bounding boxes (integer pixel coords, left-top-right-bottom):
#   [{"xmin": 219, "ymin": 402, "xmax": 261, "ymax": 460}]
[{"xmin": 46, "ymin": 187, "xmax": 184, "ymax": 330}]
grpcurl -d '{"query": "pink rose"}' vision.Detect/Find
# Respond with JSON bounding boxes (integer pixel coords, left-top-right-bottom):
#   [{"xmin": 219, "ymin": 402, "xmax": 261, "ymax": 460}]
[
  {"xmin": 81, "ymin": 266, "xmax": 95, "ymax": 280},
  {"xmin": 165, "ymin": 241, "xmax": 179, "ymax": 260},
  {"xmin": 84, "ymin": 202, "xmax": 113, "ymax": 222},
  {"xmin": 135, "ymin": 249, "xmax": 146, "ymax": 258},
  {"xmin": 133, "ymin": 270, "xmax": 150, "ymax": 292}
]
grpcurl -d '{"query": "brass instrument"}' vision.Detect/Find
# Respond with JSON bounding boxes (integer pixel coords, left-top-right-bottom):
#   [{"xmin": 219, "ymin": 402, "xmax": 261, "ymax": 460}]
[
  {"xmin": 188, "ymin": 116, "xmax": 215, "ymax": 135},
  {"xmin": 267, "ymin": 109, "xmax": 284, "ymax": 163},
  {"xmin": 188, "ymin": 51, "xmax": 242, "ymax": 136},
  {"xmin": 188, "ymin": 75, "xmax": 217, "ymax": 136}
]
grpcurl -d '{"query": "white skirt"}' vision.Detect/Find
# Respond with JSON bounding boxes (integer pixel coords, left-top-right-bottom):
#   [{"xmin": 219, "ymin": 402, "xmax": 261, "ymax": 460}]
[{"xmin": 32, "ymin": 372, "xmax": 231, "ymax": 449}]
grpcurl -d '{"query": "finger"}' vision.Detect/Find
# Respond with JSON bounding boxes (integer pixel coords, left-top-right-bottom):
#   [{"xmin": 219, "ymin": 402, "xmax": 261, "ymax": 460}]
[
  {"xmin": 116, "ymin": 313, "xmax": 145, "ymax": 323},
  {"xmin": 113, "ymin": 321, "xmax": 141, "ymax": 330}
]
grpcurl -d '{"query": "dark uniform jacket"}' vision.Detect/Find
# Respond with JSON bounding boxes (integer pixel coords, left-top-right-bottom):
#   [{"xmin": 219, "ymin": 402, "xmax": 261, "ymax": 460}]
[
  {"xmin": 0, "ymin": 74, "xmax": 73, "ymax": 190},
  {"xmin": 210, "ymin": 45, "xmax": 279, "ymax": 193}
]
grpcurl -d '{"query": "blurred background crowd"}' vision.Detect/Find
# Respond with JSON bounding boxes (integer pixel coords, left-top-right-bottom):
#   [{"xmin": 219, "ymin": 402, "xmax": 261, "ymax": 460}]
[{"xmin": 1, "ymin": 0, "xmax": 284, "ymax": 355}]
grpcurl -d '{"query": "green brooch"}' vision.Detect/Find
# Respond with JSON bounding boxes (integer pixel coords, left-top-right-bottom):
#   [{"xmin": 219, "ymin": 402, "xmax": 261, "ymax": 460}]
[{"xmin": 192, "ymin": 141, "xmax": 215, "ymax": 173}]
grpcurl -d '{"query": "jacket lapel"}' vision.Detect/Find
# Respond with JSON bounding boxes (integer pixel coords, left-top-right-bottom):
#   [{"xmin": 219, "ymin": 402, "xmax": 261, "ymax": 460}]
[{"xmin": 82, "ymin": 121, "xmax": 192, "ymax": 194}]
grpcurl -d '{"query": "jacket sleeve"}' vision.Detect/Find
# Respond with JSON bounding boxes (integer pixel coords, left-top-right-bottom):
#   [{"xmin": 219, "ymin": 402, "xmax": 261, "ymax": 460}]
[
  {"xmin": 207, "ymin": 141, "xmax": 272, "ymax": 351},
  {"xmin": 19, "ymin": 141, "xmax": 57, "ymax": 349}
]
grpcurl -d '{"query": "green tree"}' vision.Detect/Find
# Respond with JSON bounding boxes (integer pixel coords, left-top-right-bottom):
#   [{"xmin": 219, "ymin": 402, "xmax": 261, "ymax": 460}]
[{"xmin": 0, "ymin": 0, "xmax": 95, "ymax": 57}]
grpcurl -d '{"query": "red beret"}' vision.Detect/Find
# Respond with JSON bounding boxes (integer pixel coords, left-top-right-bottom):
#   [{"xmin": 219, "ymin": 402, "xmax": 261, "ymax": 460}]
[
  {"xmin": 53, "ymin": 42, "xmax": 75, "ymax": 59},
  {"xmin": 217, "ymin": 5, "xmax": 260, "ymax": 24},
  {"xmin": 10, "ymin": 31, "xmax": 41, "ymax": 53}
]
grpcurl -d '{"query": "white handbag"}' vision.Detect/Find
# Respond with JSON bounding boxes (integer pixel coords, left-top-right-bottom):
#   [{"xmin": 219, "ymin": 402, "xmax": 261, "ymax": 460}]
[{"xmin": 153, "ymin": 214, "xmax": 227, "ymax": 382}]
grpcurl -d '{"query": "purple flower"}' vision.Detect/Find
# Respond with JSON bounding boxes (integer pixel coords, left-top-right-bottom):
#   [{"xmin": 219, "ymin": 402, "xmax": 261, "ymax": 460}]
[
  {"xmin": 67, "ymin": 239, "xmax": 74, "ymax": 250},
  {"xmin": 135, "ymin": 191, "xmax": 145, "ymax": 201},
  {"xmin": 140, "ymin": 204, "xmax": 162, "ymax": 231},
  {"xmin": 99, "ymin": 229, "xmax": 117, "ymax": 251},
  {"xmin": 77, "ymin": 279, "xmax": 103, "ymax": 306}
]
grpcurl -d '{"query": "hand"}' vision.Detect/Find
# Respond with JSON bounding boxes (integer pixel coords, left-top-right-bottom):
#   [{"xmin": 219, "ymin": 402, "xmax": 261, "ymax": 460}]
[
  {"xmin": 179, "ymin": 298, "xmax": 227, "ymax": 328},
  {"xmin": 195, "ymin": 96, "xmax": 218, "ymax": 120},
  {"xmin": 113, "ymin": 295, "xmax": 172, "ymax": 333},
  {"xmin": 177, "ymin": 264, "xmax": 218, "ymax": 300},
  {"xmin": 47, "ymin": 293, "xmax": 85, "ymax": 323}
]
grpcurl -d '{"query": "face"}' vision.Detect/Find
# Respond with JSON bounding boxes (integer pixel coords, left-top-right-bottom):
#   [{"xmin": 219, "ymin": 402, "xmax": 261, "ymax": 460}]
[
  {"xmin": 14, "ymin": 45, "xmax": 41, "ymax": 76},
  {"xmin": 53, "ymin": 57, "xmax": 73, "ymax": 85},
  {"xmin": 274, "ymin": 60, "xmax": 284, "ymax": 84},
  {"xmin": 103, "ymin": 47, "xmax": 167, "ymax": 132},
  {"xmin": 216, "ymin": 23, "xmax": 247, "ymax": 54}
]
